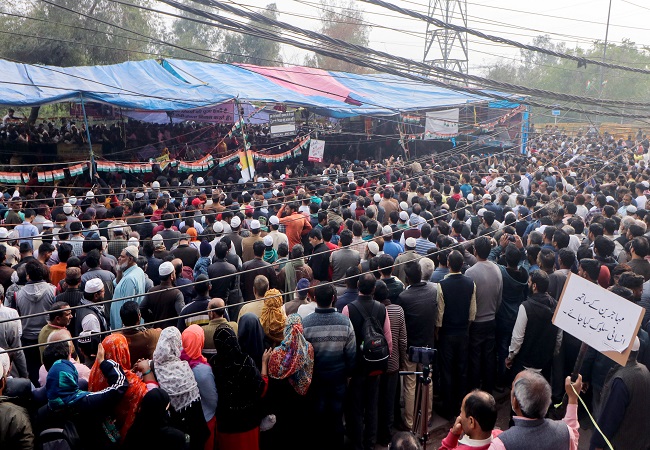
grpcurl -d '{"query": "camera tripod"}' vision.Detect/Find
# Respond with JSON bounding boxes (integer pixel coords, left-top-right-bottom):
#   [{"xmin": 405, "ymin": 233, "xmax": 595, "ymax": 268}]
[{"xmin": 411, "ymin": 364, "xmax": 433, "ymax": 449}]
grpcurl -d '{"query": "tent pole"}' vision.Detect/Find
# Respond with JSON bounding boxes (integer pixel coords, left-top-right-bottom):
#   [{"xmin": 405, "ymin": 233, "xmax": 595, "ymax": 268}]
[
  {"xmin": 80, "ymin": 94, "xmax": 95, "ymax": 182},
  {"xmin": 236, "ymin": 98, "xmax": 253, "ymax": 181}
]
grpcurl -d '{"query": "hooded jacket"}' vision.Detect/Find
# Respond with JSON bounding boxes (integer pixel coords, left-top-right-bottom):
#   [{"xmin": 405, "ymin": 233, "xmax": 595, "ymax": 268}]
[{"xmin": 15, "ymin": 281, "xmax": 56, "ymax": 340}]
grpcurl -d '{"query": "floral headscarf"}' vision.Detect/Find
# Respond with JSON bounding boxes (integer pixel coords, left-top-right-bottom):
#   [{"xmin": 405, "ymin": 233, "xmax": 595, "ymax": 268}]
[
  {"xmin": 88, "ymin": 333, "xmax": 148, "ymax": 440},
  {"xmin": 259, "ymin": 288, "xmax": 286, "ymax": 345},
  {"xmin": 153, "ymin": 327, "xmax": 201, "ymax": 412},
  {"xmin": 267, "ymin": 314, "xmax": 314, "ymax": 395},
  {"xmin": 180, "ymin": 324, "xmax": 208, "ymax": 369}
]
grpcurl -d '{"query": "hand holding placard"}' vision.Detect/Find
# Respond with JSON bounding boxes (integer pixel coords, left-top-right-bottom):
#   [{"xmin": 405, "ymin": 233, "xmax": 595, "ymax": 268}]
[{"xmin": 552, "ymin": 273, "xmax": 645, "ymax": 365}]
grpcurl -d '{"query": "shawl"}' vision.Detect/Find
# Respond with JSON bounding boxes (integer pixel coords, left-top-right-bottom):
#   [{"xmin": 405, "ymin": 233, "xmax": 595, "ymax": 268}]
[
  {"xmin": 238, "ymin": 313, "xmax": 265, "ymax": 370},
  {"xmin": 260, "ymin": 289, "xmax": 286, "ymax": 345},
  {"xmin": 283, "ymin": 259, "xmax": 304, "ymax": 300},
  {"xmin": 263, "ymin": 248, "xmax": 278, "ymax": 264},
  {"xmin": 180, "ymin": 324, "xmax": 208, "ymax": 369},
  {"xmin": 211, "ymin": 324, "xmax": 265, "ymax": 410},
  {"xmin": 88, "ymin": 333, "xmax": 148, "ymax": 440},
  {"xmin": 268, "ymin": 314, "xmax": 314, "ymax": 395},
  {"xmin": 153, "ymin": 327, "xmax": 201, "ymax": 412},
  {"xmin": 46, "ymin": 359, "xmax": 89, "ymax": 411}
]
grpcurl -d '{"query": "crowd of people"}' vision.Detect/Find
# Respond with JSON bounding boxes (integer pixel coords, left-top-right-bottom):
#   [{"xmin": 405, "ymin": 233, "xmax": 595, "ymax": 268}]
[
  {"xmin": 1, "ymin": 125, "xmax": 650, "ymax": 450},
  {"xmin": 0, "ymin": 108, "xmax": 328, "ymax": 163}
]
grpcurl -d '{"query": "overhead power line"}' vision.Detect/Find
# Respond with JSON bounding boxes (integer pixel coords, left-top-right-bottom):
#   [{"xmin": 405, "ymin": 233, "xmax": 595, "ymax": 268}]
[
  {"xmin": 36, "ymin": 0, "xmax": 650, "ymax": 117},
  {"xmin": 359, "ymin": 0, "xmax": 650, "ymax": 77},
  {"xmin": 163, "ymin": 0, "xmax": 650, "ymax": 112}
]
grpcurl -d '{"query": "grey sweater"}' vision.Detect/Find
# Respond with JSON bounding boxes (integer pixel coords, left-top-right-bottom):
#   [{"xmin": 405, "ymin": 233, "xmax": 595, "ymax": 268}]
[
  {"xmin": 465, "ymin": 260, "xmax": 503, "ymax": 323},
  {"xmin": 15, "ymin": 281, "xmax": 56, "ymax": 340}
]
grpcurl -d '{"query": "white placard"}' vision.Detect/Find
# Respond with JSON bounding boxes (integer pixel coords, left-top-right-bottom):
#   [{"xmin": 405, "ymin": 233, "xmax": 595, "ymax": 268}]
[
  {"xmin": 171, "ymin": 103, "xmax": 235, "ymax": 123},
  {"xmin": 424, "ymin": 108, "xmax": 459, "ymax": 140},
  {"xmin": 308, "ymin": 139, "xmax": 325, "ymax": 162},
  {"xmin": 552, "ymin": 272, "xmax": 644, "ymax": 365}
]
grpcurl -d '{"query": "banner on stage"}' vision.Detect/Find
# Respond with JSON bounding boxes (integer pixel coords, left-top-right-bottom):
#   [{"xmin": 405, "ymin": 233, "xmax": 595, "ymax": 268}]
[
  {"xmin": 552, "ymin": 272, "xmax": 644, "ymax": 365},
  {"xmin": 308, "ymin": 139, "xmax": 325, "ymax": 163},
  {"xmin": 424, "ymin": 108, "xmax": 459, "ymax": 140},
  {"xmin": 170, "ymin": 103, "xmax": 235, "ymax": 123},
  {"xmin": 269, "ymin": 112, "xmax": 296, "ymax": 137}
]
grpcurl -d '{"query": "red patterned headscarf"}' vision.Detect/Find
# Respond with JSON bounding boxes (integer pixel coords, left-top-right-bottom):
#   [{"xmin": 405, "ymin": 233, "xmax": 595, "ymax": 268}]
[
  {"xmin": 267, "ymin": 313, "xmax": 314, "ymax": 395},
  {"xmin": 88, "ymin": 333, "xmax": 148, "ymax": 441}
]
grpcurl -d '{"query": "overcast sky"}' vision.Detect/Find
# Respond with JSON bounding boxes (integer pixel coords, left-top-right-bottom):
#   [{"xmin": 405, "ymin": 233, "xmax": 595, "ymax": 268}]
[{"xmin": 231, "ymin": 0, "xmax": 650, "ymax": 74}]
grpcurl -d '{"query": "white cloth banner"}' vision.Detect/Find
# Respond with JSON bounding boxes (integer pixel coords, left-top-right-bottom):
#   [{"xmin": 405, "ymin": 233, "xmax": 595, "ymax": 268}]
[
  {"xmin": 424, "ymin": 108, "xmax": 459, "ymax": 140},
  {"xmin": 552, "ymin": 272, "xmax": 644, "ymax": 365},
  {"xmin": 308, "ymin": 139, "xmax": 326, "ymax": 163}
]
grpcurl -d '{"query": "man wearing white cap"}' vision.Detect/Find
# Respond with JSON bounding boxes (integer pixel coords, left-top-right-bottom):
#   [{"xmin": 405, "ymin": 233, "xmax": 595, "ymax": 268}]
[
  {"xmin": 0, "ymin": 227, "xmax": 19, "ymax": 266},
  {"xmin": 110, "ymin": 245, "xmax": 146, "ymax": 330},
  {"xmin": 140, "ymin": 261, "xmax": 184, "ymax": 329},
  {"xmin": 62, "ymin": 202, "xmax": 79, "ymax": 225},
  {"xmin": 393, "ymin": 237, "xmax": 420, "ymax": 285},
  {"xmin": 228, "ymin": 215, "xmax": 244, "ymax": 259},
  {"xmin": 242, "ymin": 219, "xmax": 264, "ymax": 263},
  {"xmin": 382, "ymin": 225, "xmax": 403, "ymax": 260},
  {"xmin": 73, "ymin": 278, "xmax": 108, "ymax": 335},
  {"xmin": 266, "ymin": 215, "xmax": 289, "ymax": 251},
  {"xmin": 371, "ymin": 192, "xmax": 386, "ymax": 224},
  {"xmin": 0, "ymin": 347, "xmax": 33, "ymax": 447}
]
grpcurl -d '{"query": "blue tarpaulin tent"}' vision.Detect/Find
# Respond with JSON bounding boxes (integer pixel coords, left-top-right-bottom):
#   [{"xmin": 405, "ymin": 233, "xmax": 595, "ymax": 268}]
[
  {"xmin": 0, "ymin": 59, "xmax": 232, "ymax": 110},
  {"xmin": 0, "ymin": 58, "xmax": 520, "ymax": 117}
]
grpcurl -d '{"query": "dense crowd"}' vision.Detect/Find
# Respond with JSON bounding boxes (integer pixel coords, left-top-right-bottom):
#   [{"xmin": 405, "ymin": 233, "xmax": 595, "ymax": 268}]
[
  {"xmin": 1, "ymin": 126, "xmax": 650, "ymax": 450},
  {"xmin": 0, "ymin": 108, "xmax": 326, "ymax": 161}
]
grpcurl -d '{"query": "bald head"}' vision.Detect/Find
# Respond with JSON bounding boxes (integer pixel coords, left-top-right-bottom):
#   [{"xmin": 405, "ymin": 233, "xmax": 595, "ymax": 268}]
[
  {"xmin": 511, "ymin": 370, "xmax": 552, "ymax": 419},
  {"xmin": 208, "ymin": 298, "xmax": 226, "ymax": 318},
  {"xmin": 47, "ymin": 329, "xmax": 73, "ymax": 357},
  {"xmin": 172, "ymin": 258, "xmax": 183, "ymax": 276}
]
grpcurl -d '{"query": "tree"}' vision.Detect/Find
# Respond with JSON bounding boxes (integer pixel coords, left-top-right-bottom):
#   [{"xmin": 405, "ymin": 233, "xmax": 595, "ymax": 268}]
[
  {"xmin": 305, "ymin": 0, "xmax": 372, "ymax": 73},
  {"xmin": 483, "ymin": 35, "xmax": 650, "ymax": 120},
  {"xmin": 0, "ymin": 0, "xmax": 161, "ymax": 67},
  {"xmin": 167, "ymin": 0, "xmax": 221, "ymax": 61},
  {"xmin": 220, "ymin": 3, "xmax": 282, "ymax": 66}
]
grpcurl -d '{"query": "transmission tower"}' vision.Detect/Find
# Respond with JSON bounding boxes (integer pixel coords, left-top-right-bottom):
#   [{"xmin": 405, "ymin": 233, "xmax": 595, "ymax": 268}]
[{"xmin": 423, "ymin": 0, "xmax": 468, "ymax": 77}]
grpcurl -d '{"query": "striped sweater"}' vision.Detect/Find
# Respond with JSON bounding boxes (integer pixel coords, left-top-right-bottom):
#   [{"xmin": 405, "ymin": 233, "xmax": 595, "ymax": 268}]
[
  {"xmin": 386, "ymin": 304, "xmax": 408, "ymax": 373},
  {"xmin": 302, "ymin": 307, "xmax": 357, "ymax": 384}
]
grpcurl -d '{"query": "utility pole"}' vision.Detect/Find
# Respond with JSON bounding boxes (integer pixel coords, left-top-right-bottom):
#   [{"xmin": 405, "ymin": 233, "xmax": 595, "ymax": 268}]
[
  {"xmin": 423, "ymin": 0, "xmax": 468, "ymax": 80},
  {"xmin": 598, "ymin": 0, "xmax": 612, "ymax": 123}
]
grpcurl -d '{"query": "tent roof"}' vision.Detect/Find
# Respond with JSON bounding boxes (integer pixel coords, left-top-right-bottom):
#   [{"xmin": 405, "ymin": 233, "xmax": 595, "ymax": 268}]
[
  {"xmin": 164, "ymin": 59, "xmax": 511, "ymax": 118},
  {"xmin": 0, "ymin": 58, "xmax": 519, "ymax": 116},
  {"xmin": 0, "ymin": 59, "xmax": 232, "ymax": 110}
]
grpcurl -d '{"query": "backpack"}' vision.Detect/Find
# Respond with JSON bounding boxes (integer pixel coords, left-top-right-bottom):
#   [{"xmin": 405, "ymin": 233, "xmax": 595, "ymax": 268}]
[
  {"xmin": 349, "ymin": 300, "xmax": 389, "ymax": 376},
  {"xmin": 39, "ymin": 421, "xmax": 81, "ymax": 450}
]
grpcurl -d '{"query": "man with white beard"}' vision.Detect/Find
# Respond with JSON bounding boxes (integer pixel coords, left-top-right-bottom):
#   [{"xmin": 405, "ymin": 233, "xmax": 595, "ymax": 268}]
[{"xmin": 109, "ymin": 245, "xmax": 146, "ymax": 330}]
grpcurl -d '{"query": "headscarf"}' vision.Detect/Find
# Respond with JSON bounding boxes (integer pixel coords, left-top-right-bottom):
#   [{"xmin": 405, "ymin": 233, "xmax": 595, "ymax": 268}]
[
  {"xmin": 88, "ymin": 334, "xmax": 148, "ymax": 439},
  {"xmin": 259, "ymin": 288, "xmax": 286, "ymax": 345},
  {"xmin": 180, "ymin": 324, "xmax": 208, "ymax": 369},
  {"xmin": 211, "ymin": 325, "xmax": 265, "ymax": 411},
  {"xmin": 238, "ymin": 313, "xmax": 265, "ymax": 370},
  {"xmin": 268, "ymin": 314, "xmax": 314, "ymax": 395},
  {"xmin": 153, "ymin": 327, "xmax": 201, "ymax": 412},
  {"xmin": 123, "ymin": 388, "xmax": 187, "ymax": 450},
  {"xmin": 46, "ymin": 359, "xmax": 89, "ymax": 411}
]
